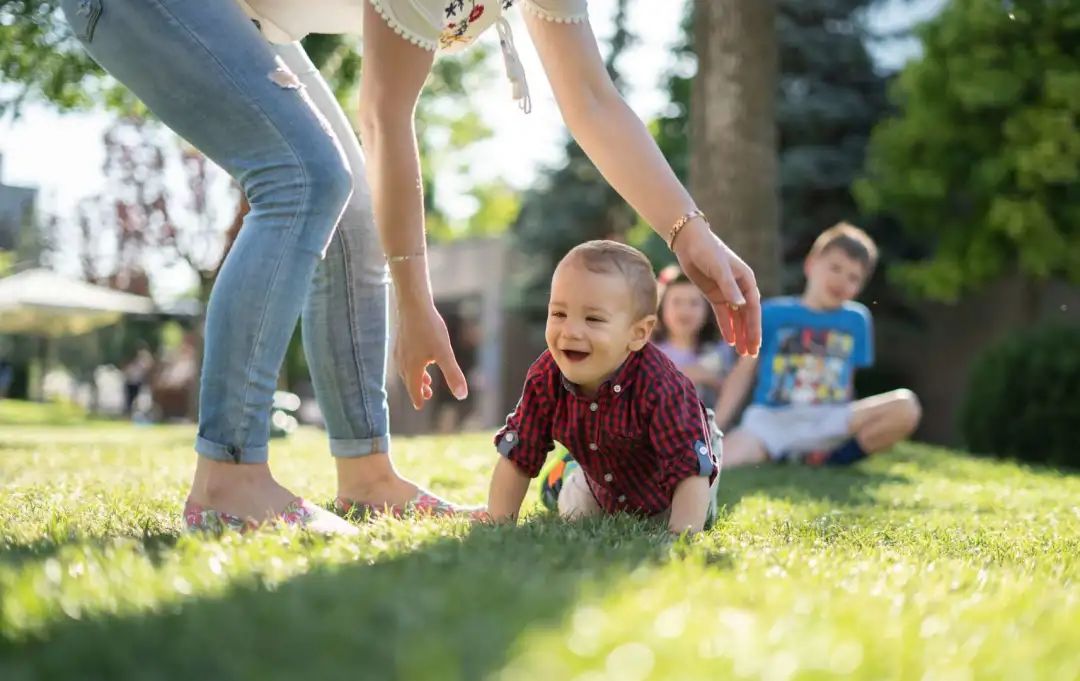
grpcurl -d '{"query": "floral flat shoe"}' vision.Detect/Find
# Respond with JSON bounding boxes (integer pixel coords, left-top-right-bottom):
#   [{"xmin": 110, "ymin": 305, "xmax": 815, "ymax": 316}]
[
  {"xmin": 184, "ymin": 497, "xmax": 359, "ymax": 536},
  {"xmin": 334, "ymin": 491, "xmax": 484, "ymax": 521}
]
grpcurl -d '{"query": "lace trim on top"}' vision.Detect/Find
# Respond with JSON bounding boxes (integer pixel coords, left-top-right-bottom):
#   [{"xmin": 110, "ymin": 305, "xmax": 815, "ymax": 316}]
[
  {"xmin": 520, "ymin": 0, "xmax": 588, "ymax": 24},
  {"xmin": 367, "ymin": 0, "xmax": 439, "ymax": 51}
]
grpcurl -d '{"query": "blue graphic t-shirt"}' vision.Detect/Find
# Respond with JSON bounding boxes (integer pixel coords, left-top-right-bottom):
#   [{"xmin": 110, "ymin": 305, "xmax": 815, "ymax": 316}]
[{"xmin": 752, "ymin": 297, "xmax": 873, "ymax": 407}]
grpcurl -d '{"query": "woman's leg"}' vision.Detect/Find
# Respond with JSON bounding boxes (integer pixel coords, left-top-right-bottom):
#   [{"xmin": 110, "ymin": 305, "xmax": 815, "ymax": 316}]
[
  {"xmin": 62, "ymin": 0, "xmax": 352, "ymax": 521},
  {"xmin": 273, "ymin": 44, "xmax": 440, "ymax": 507}
]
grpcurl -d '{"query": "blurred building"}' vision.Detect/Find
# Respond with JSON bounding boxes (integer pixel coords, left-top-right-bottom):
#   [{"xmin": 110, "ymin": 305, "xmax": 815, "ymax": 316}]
[{"xmin": 0, "ymin": 155, "xmax": 37, "ymax": 252}]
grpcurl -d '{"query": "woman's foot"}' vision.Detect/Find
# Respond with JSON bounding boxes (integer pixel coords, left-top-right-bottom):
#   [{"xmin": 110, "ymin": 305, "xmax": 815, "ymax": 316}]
[{"xmin": 186, "ymin": 456, "xmax": 358, "ymax": 535}]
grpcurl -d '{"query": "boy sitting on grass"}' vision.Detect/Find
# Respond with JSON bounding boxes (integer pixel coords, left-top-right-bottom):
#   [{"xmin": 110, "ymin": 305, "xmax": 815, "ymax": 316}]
[
  {"xmin": 716, "ymin": 223, "xmax": 922, "ymax": 468},
  {"xmin": 484, "ymin": 240, "xmax": 722, "ymax": 534}
]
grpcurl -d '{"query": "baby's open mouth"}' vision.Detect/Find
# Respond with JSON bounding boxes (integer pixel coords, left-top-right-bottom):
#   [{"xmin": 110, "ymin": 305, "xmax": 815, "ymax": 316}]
[{"xmin": 562, "ymin": 349, "xmax": 590, "ymax": 363}]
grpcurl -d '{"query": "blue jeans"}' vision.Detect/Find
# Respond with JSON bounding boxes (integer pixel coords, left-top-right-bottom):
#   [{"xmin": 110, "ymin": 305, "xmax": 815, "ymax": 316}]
[{"xmin": 62, "ymin": 0, "xmax": 390, "ymax": 463}]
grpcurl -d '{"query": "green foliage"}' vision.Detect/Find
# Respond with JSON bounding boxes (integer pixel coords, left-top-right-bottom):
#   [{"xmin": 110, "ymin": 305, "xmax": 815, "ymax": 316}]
[
  {"xmin": 2, "ymin": 426, "xmax": 1080, "ymax": 678},
  {"xmin": 961, "ymin": 324, "xmax": 1080, "ymax": 468},
  {"xmin": 0, "ymin": 0, "xmax": 112, "ymax": 115},
  {"xmin": 856, "ymin": 0, "xmax": 1080, "ymax": 302}
]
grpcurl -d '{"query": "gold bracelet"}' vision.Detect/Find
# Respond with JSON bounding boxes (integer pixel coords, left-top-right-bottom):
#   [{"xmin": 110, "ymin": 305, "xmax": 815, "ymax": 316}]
[
  {"xmin": 386, "ymin": 251, "xmax": 426, "ymax": 263},
  {"xmin": 667, "ymin": 209, "xmax": 705, "ymax": 250}
]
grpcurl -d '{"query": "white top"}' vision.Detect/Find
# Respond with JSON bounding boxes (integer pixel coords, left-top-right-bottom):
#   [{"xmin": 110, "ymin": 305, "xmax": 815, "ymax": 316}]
[{"xmin": 237, "ymin": 0, "xmax": 588, "ymax": 110}]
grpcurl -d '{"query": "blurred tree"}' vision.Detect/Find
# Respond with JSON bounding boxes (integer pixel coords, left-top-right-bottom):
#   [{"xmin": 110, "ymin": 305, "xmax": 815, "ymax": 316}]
[
  {"xmin": 0, "ymin": 0, "xmax": 114, "ymax": 116},
  {"xmin": 65, "ymin": 116, "xmax": 230, "ymax": 300},
  {"xmin": 691, "ymin": 0, "xmax": 781, "ymax": 296},
  {"xmin": 856, "ymin": 0, "xmax": 1080, "ymax": 303}
]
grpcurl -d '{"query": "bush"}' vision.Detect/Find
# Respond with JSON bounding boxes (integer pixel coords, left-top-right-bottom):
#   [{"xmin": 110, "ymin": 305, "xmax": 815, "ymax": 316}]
[{"xmin": 961, "ymin": 324, "xmax": 1080, "ymax": 468}]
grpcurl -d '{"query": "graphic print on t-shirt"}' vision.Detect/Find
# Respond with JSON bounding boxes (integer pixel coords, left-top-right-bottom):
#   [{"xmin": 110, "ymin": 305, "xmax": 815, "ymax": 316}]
[{"xmin": 766, "ymin": 327, "xmax": 856, "ymax": 407}]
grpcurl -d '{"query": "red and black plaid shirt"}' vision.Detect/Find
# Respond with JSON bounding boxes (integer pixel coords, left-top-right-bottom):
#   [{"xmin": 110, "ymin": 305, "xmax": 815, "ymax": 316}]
[{"xmin": 495, "ymin": 342, "xmax": 719, "ymax": 516}]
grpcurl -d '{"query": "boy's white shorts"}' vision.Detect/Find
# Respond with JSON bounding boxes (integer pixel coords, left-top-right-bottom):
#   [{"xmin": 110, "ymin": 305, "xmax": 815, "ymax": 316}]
[{"xmin": 740, "ymin": 404, "xmax": 853, "ymax": 460}]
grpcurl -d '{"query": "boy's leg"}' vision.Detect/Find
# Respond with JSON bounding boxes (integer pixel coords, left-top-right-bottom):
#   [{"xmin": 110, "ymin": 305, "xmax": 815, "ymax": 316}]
[
  {"xmin": 720, "ymin": 429, "xmax": 770, "ymax": 468},
  {"xmin": 557, "ymin": 467, "xmax": 603, "ymax": 520},
  {"xmin": 848, "ymin": 389, "xmax": 922, "ymax": 453}
]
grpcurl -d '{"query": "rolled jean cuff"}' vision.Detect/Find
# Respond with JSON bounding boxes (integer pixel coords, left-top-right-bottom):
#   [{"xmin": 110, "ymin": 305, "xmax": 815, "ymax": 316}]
[
  {"xmin": 330, "ymin": 434, "xmax": 391, "ymax": 458},
  {"xmin": 195, "ymin": 435, "xmax": 269, "ymax": 464}
]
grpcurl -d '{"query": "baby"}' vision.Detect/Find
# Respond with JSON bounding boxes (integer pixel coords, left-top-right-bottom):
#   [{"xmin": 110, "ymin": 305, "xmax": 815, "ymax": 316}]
[{"xmin": 484, "ymin": 240, "xmax": 722, "ymax": 534}]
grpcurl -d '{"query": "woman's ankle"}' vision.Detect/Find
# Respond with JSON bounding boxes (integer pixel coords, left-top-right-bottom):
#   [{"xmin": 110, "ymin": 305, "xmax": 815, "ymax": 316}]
[
  {"xmin": 188, "ymin": 456, "xmax": 294, "ymax": 513},
  {"xmin": 335, "ymin": 453, "xmax": 418, "ymax": 504}
]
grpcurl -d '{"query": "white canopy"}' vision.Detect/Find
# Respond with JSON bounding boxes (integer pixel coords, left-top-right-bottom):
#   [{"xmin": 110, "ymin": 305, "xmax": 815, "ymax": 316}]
[{"xmin": 0, "ymin": 269, "xmax": 156, "ymax": 337}]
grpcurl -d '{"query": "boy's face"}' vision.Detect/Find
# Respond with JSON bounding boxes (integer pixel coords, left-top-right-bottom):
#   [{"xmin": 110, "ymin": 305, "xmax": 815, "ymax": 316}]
[
  {"xmin": 803, "ymin": 247, "xmax": 868, "ymax": 309},
  {"xmin": 546, "ymin": 259, "xmax": 656, "ymax": 395}
]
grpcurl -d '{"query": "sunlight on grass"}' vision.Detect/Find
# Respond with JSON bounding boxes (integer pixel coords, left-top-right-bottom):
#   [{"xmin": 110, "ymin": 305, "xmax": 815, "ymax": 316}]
[{"xmin": 1, "ymin": 421, "xmax": 1078, "ymax": 680}]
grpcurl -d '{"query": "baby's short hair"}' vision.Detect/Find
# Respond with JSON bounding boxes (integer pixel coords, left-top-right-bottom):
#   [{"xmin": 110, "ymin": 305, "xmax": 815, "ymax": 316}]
[
  {"xmin": 810, "ymin": 222, "xmax": 879, "ymax": 275},
  {"xmin": 559, "ymin": 240, "xmax": 658, "ymax": 319}
]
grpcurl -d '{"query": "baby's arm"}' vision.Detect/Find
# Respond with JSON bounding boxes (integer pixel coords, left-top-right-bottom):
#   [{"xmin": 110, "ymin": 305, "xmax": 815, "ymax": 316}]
[
  {"xmin": 486, "ymin": 457, "xmax": 532, "ymax": 523},
  {"xmin": 668, "ymin": 476, "xmax": 712, "ymax": 535},
  {"xmin": 486, "ymin": 353, "xmax": 559, "ymax": 523}
]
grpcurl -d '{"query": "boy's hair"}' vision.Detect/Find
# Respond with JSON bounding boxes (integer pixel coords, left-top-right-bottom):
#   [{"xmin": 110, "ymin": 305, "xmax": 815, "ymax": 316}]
[
  {"xmin": 560, "ymin": 240, "xmax": 658, "ymax": 319},
  {"xmin": 809, "ymin": 222, "xmax": 879, "ymax": 275}
]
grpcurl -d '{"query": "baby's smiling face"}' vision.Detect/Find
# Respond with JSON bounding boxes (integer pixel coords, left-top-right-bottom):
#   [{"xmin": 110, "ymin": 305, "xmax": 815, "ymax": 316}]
[{"xmin": 545, "ymin": 258, "xmax": 655, "ymax": 395}]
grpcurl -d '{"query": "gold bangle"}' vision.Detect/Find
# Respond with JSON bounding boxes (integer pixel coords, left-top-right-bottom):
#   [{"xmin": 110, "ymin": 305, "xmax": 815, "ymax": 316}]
[
  {"xmin": 667, "ymin": 209, "xmax": 705, "ymax": 250},
  {"xmin": 386, "ymin": 251, "xmax": 426, "ymax": 263}
]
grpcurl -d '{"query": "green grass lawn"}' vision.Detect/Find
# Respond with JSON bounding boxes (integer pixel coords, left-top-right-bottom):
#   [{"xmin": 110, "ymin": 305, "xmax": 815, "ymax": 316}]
[{"xmin": 1, "ymin": 407, "xmax": 1078, "ymax": 680}]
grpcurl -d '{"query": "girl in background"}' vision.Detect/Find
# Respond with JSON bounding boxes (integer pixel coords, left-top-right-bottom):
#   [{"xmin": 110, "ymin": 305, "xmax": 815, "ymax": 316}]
[{"xmin": 654, "ymin": 265, "xmax": 736, "ymax": 408}]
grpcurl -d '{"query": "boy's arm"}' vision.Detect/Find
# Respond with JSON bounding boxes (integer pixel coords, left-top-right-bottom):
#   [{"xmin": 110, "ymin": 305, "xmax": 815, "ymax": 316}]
[
  {"xmin": 667, "ymin": 475, "xmax": 712, "ymax": 535},
  {"xmin": 713, "ymin": 355, "xmax": 758, "ymax": 430},
  {"xmin": 486, "ymin": 457, "xmax": 532, "ymax": 523}
]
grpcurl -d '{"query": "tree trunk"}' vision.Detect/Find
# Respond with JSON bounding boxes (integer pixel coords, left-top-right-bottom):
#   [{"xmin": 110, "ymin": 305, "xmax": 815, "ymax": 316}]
[{"xmin": 691, "ymin": 0, "xmax": 782, "ymax": 297}]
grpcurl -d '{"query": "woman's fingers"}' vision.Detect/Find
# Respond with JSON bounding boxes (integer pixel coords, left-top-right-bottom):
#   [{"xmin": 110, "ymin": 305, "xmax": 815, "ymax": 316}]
[
  {"xmin": 731, "ymin": 259, "xmax": 761, "ymax": 355},
  {"xmin": 435, "ymin": 335, "xmax": 469, "ymax": 400},
  {"xmin": 404, "ymin": 362, "xmax": 426, "ymax": 410}
]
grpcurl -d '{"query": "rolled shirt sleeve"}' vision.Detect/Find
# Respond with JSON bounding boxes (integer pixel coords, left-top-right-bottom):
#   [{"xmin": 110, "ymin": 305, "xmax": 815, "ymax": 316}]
[
  {"xmin": 495, "ymin": 353, "xmax": 558, "ymax": 478},
  {"xmin": 648, "ymin": 384, "xmax": 718, "ymax": 492}
]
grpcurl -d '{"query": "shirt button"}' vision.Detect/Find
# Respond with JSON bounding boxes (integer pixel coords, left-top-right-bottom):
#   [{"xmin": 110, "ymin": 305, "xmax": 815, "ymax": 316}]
[
  {"xmin": 698, "ymin": 445, "xmax": 708, "ymax": 455},
  {"xmin": 589, "ymin": 443, "xmax": 598, "ymax": 451},
  {"xmin": 613, "ymin": 385, "xmax": 622, "ymax": 393},
  {"xmin": 604, "ymin": 473, "xmax": 613, "ymax": 482},
  {"xmin": 618, "ymin": 495, "xmax": 627, "ymax": 503},
  {"xmin": 589, "ymin": 402, "xmax": 598, "ymax": 412}
]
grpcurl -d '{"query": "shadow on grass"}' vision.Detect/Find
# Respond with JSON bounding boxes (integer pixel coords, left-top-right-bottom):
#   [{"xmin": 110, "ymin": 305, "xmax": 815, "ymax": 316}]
[
  {"xmin": 718, "ymin": 458, "xmax": 909, "ymax": 510},
  {"xmin": 0, "ymin": 531, "xmax": 181, "ymax": 570},
  {"xmin": 0, "ymin": 516, "xmax": 707, "ymax": 681}
]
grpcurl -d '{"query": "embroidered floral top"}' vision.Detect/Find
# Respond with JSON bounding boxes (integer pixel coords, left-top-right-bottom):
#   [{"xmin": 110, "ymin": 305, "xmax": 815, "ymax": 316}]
[{"xmin": 237, "ymin": 0, "xmax": 588, "ymax": 110}]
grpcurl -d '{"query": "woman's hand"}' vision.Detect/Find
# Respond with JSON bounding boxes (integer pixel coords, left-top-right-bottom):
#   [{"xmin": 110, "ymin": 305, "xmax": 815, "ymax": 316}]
[
  {"xmin": 674, "ymin": 220, "xmax": 762, "ymax": 357},
  {"xmin": 394, "ymin": 298, "xmax": 468, "ymax": 410}
]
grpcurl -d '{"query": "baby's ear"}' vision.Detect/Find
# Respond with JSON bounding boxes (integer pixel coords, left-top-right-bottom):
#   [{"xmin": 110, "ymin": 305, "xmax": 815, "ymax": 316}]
[{"xmin": 629, "ymin": 314, "xmax": 658, "ymax": 351}]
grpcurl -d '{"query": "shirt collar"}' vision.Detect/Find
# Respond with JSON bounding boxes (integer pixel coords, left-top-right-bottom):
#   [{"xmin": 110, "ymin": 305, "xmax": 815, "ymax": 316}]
[{"xmin": 559, "ymin": 351, "xmax": 640, "ymax": 399}]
